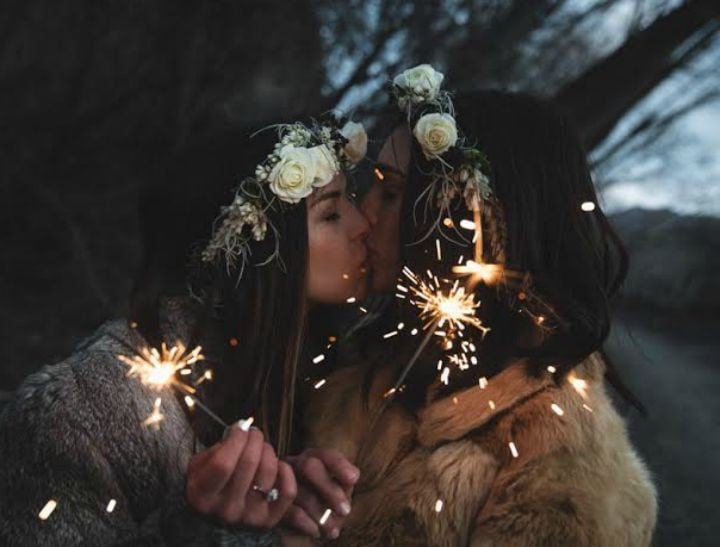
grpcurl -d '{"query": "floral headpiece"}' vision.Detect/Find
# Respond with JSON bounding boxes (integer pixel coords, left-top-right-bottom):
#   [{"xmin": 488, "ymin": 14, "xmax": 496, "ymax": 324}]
[
  {"xmin": 201, "ymin": 118, "xmax": 367, "ymax": 276},
  {"xmin": 391, "ymin": 64, "xmax": 492, "ymax": 236},
  {"xmin": 390, "ymin": 65, "xmax": 566, "ymax": 333}
]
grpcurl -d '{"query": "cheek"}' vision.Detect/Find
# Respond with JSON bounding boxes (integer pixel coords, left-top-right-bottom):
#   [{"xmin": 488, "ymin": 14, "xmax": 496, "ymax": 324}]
[{"xmin": 307, "ymin": 225, "xmax": 361, "ymax": 302}]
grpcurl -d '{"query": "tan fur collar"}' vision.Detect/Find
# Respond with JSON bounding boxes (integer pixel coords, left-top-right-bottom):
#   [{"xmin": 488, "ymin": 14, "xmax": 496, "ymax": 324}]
[
  {"xmin": 416, "ymin": 353, "xmax": 606, "ymax": 447},
  {"xmin": 417, "ymin": 360, "xmax": 554, "ymax": 447}
]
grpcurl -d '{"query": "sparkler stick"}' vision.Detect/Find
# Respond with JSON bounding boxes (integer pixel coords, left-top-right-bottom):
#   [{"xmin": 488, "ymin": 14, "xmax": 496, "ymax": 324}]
[
  {"xmin": 185, "ymin": 394, "xmax": 228, "ymax": 429},
  {"xmin": 389, "ymin": 320, "xmax": 439, "ymax": 393}
]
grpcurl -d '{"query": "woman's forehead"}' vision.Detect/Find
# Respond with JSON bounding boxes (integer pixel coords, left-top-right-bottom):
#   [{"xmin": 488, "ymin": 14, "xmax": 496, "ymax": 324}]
[
  {"xmin": 378, "ymin": 126, "xmax": 411, "ymax": 175},
  {"xmin": 309, "ymin": 172, "xmax": 346, "ymax": 204}
]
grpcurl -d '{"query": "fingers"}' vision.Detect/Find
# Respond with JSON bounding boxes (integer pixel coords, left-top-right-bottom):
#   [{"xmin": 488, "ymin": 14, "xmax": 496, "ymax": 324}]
[
  {"xmin": 254, "ymin": 442, "xmax": 279, "ymax": 491},
  {"xmin": 281, "ymin": 505, "xmax": 321, "ymax": 540},
  {"xmin": 187, "ymin": 425, "xmax": 249, "ymax": 501},
  {"xmin": 268, "ymin": 461, "xmax": 298, "ymax": 524},
  {"xmin": 186, "ymin": 426, "xmax": 300, "ymax": 530},
  {"xmin": 294, "ymin": 485, "xmax": 342, "ymax": 539},
  {"xmin": 307, "ymin": 448, "xmax": 360, "ymax": 488},
  {"xmin": 296, "ymin": 455, "xmax": 351, "ymax": 517},
  {"xmin": 222, "ymin": 427, "xmax": 265, "ymax": 503}
]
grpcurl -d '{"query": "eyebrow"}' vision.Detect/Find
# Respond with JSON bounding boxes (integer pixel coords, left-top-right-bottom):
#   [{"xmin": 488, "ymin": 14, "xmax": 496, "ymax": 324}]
[{"xmin": 310, "ymin": 190, "xmax": 342, "ymax": 207}]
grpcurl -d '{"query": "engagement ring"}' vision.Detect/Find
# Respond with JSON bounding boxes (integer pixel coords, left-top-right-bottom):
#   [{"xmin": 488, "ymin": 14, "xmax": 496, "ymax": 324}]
[{"xmin": 252, "ymin": 484, "xmax": 279, "ymax": 502}]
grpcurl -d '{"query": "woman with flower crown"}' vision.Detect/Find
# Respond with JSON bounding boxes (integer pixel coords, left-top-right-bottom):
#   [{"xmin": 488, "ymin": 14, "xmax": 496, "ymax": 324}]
[
  {"xmin": 0, "ymin": 118, "xmax": 370, "ymax": 545},
  {"xmin": 302, "ymin": 66, "xmax": 657, "ymax": 546}
]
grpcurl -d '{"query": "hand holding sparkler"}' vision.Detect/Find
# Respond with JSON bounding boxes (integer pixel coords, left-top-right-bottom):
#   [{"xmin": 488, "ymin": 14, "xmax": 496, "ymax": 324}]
[{"xmin": 186, "ymin": 421, "xmax": 298, "ymax": 528}]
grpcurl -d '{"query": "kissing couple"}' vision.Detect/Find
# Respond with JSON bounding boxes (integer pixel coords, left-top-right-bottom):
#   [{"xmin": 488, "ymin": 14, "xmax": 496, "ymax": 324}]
[{"xmin": 0, "ymin": 65, "xmax": 656, "ymax": 546}]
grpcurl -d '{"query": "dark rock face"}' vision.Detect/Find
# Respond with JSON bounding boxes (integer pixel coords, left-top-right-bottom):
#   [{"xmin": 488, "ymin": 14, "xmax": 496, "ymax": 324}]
[{"xmin": 610, "ymin": 208, "xmax": 720, "ymax": 313}]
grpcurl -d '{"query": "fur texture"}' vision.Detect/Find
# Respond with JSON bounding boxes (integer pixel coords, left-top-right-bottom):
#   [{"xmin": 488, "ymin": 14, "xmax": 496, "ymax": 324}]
[
  {"xmin": 0, "ymin": 299, "xmax": 279, "ymax": 546},
  {"xmin": 304, "ymin": 353, "xmax": 657, "ymax": 546}
]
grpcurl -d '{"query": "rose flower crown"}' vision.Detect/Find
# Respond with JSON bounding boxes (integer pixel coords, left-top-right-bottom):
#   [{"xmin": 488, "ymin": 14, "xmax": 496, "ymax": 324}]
[
  {"xmin": 389, "ymin": 64, "xmax": 565, "ymax": 332},
  {"xmin": 391, "ymin": 64, "xmax": 493, "ymax": 241},
  {"xmin": 201, "ymin": 117, "xmax": 367, "ymax": 278}
]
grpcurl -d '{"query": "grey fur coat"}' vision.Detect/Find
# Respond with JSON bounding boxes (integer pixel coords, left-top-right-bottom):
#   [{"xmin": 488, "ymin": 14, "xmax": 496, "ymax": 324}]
[{"xmin": 0, "ymin": 300, "xmax": 280, "ymax": 546}]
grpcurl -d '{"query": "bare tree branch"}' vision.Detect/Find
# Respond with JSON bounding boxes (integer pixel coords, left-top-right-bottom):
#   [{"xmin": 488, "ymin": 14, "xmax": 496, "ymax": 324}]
[
  {"xmin": 594, "ymin": 87, "xmax": 720, "ymax": 171},
  {"xmin": 320, "ymin": 0, "xmax": 406, "ymax": 109},
  {"xmin": 556, "ymin": 0, "xmax": 720, "ymax": 149}
]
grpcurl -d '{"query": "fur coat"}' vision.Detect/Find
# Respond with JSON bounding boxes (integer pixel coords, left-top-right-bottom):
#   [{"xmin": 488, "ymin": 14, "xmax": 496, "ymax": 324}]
[
  {"xmin": 304, "ymin": 352, "xmax": 657, "ymax": 546},
  {"xmin": 0, "ymin": 299, "xmax": 280, "ymax": 546}
]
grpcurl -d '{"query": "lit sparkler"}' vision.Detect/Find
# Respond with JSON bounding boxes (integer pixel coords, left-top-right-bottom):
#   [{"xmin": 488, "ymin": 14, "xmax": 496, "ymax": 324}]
[
  {"xmin": 401, "ymin": 267, "xmax": 489, "ymax": 336},
  {"xmin": 118, "ymin": 341, "xmax": 228, "ymax": 430},
  {"xmin": 118, "ymin": 342, "xmax": 202, "ymax": 395}
]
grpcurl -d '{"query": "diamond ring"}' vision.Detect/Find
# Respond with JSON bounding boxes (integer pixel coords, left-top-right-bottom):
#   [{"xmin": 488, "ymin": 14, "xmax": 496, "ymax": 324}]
[{"xmin": 252, "ymin": 484, "xmax": 279, "ymax": 502}]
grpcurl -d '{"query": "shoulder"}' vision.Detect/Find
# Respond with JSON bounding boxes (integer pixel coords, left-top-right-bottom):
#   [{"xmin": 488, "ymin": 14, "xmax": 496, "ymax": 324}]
[
  {"xmin": 474, "ymin": 354, "xmax": 657, "ymax": 545},
  {"xmin": 2, "ymin": 317, "xmax": 193, "ymax": 471}
]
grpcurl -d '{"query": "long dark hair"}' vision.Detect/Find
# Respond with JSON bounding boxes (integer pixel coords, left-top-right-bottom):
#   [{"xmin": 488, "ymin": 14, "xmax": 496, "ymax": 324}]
[
  {"xmin": 369, "ymin": 90, "xmax": 637, "ymax": 409},
  {"xmin": 130, "ymin": 127, "xmax": 309, "ymax": 454}
]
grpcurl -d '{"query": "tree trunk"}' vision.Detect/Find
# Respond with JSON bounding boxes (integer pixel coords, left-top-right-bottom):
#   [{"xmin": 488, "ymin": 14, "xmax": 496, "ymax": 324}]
[{"xmin": 555, "ymin": 0, "xmax": 720, "ymax": 149}]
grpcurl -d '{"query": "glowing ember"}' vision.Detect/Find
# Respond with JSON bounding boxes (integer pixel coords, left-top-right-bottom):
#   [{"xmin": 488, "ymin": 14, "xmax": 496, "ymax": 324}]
[
  {"xmin": 38, "ymin": 499, "xmax": 57, "ymax": 520},
  {"xmin": 319, "ymin": 508, "xmax": 333, "ymax": 525},
  {"xmin": 452, "ymin": 260, "xmax": 504, "ymax": 286},
  {"xmin": 440, "ymin": 367, "xmax": 450, "ymax": 385},
  {"xmin": 568, "ymin": 372, "xmax": 589, "ymax": 399},
  {"xmin": 143, "ymin": 398, "xmax": 164, "ymax": 428}
]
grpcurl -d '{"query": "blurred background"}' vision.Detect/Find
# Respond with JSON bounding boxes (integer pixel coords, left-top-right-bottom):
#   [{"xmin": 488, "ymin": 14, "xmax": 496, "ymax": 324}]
[{"xmin": 1, "ymin": 1, "xmax": 718, "ymax": 544}]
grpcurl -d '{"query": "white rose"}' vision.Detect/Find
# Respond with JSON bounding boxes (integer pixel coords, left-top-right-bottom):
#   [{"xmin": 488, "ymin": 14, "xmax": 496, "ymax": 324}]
[
  {"xmin": 268, "ymin": 145, "xmax": 317, "ymax": 203},
  {"xmin": 308, "ymin": 144, "xmax": 338, "ymax": 188},
  {"xmin": 340, "ymin": 121, "xmax": 367, "ymax": 165},
  {"xmin": 413, "ymin": 113, "xmax": 458, "ymax": 159},
  {"xmin": 393, "ymin": 64, "xmax": 444, "ymax": 99}
]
